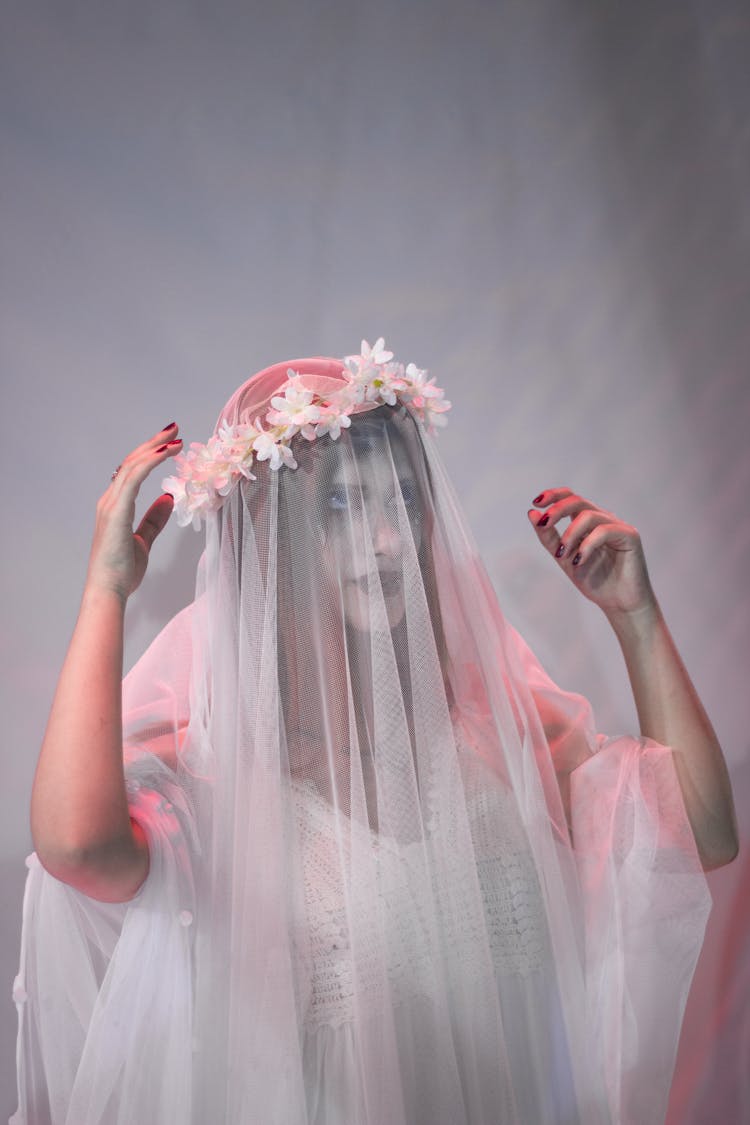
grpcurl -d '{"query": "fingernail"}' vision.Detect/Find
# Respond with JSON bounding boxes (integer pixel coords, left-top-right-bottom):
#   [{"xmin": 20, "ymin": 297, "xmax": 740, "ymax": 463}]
[
  {"xmin": 555, "ymin": 543, "xmax": 565, "ymax": 558},
  {"xmin": 162, "ymin": 422, "xmax": 177, "ymax": 432},
  {"xmin": 167, "ymin": 439, "xmax": 182, "ymax": 446},
  {"xmin": 163, "ymin": 491, "xmax": 174, "ymax": 500},
  {"xmin": 155, "ymin": 444, "xmax": 168, "ymax": 453},
  {"xmin": 533, "ymin": 493, "xmax": 545, "ymax": 505},
  {"xmin": 538, "ymin": 513, "xmax": 549, "ymax": 527},
  {"xmin": 572, "ymin": 552, "xmax": 581, "ymax": 566}
]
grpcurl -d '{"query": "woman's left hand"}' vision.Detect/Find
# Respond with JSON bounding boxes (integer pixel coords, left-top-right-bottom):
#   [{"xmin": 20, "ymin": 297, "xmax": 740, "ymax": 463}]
[{"xmin": 528, "ymin": 488, "xmax": 657, "ymax": 619}]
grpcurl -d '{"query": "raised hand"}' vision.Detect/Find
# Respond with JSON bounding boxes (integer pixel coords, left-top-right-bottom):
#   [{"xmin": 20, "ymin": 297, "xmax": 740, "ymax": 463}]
[
  {"xmin": 528, "ymin": 488, "xmax": 656, "ymax": 619},
  {"xmin": 86, "ymin": 423, "xmax": 183, "ymax": 602}
]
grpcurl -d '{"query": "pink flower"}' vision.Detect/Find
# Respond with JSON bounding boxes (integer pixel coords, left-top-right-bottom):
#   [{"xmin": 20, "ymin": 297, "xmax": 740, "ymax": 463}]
[{"xmin": 314, "ymin": 402, "xmax": 353, "ymax": 440}]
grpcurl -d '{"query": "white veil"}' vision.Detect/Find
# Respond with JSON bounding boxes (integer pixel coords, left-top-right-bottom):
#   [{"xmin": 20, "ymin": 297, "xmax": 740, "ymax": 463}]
[{"xmin": 13, "ymin": 356, "xmax": 710, "ymax": 1125}]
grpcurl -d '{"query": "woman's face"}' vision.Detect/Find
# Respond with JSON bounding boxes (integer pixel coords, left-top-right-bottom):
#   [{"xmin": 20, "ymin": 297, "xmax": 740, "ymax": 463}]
[{"xmin": 320, "ymin": 433, "xmax": 424, "ymax": 632}]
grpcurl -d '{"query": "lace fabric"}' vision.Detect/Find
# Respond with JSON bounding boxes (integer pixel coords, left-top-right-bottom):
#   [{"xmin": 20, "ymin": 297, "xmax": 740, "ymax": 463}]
[{"xmin": 292, "ymin": 720, "xmax": 550, "ymax": 1035}]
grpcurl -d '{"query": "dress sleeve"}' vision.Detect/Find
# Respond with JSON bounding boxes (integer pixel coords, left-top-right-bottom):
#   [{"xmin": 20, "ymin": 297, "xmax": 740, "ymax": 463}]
[
  {"xmin": 11, "ymin": 753, "xmax": 196, "ymax": 1125},
  {"xmin": 571, "ymin": 736, "xmax": 711, "ymax": 1124},
  {"xmin": 506, "ymin": 623, "xmax": 711, "ymax": 1124}
]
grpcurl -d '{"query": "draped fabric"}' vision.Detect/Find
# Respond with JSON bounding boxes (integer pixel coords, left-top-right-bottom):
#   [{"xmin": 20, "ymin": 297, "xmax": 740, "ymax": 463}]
[{"xmin": 12, "ymin": 358, "xmax": 710, "ymax": 1124}]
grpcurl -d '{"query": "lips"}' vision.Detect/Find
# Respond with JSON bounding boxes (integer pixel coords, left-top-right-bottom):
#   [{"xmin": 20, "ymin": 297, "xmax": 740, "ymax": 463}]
[
  {"xmin": 355, "ymin": 572, "xmax": 403, "ymax": 596},
  {"xmin": 379, "ymin": 572, "xmax": 403, "ymax": 596}
]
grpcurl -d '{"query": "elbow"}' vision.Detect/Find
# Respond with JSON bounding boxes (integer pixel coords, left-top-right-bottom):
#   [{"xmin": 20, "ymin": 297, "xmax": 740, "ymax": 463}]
[
  {"xmin": 699, "ymin": 828, "xmax": 740, "ymax": 872},
  {"xmin": 702, "ymin": 843, "xmax": 740, "ymax": 872},
  {"xmin": 32, "ymin": 828, "xmax": 150, "ymax": 902},
  {"xmin": 686, "ymin": 786, "xmax": 740, "ymax": 872},
  {"xmin": 30, "ymin": 822, "xmax": 101, "ymax": 881},
  {"xmin": 32, "ymin": 837, "xmax": 110, "ymax": 887}
]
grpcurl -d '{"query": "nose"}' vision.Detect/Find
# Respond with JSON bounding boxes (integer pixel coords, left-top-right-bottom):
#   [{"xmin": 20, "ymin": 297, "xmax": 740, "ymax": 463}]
[{"xmin": 371, "ymin": 507, "xmax": 402, "ymax": 559}]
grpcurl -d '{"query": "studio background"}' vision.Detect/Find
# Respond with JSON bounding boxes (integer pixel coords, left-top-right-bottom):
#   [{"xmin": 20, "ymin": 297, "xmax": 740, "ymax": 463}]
[{"xmin": 1, "ymin": 1, "xmax": 748, "ymax": 1119}]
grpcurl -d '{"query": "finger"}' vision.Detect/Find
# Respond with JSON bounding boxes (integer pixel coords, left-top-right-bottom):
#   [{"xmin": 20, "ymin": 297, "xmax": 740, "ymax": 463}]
[
  {"xmin": 528, "ymin": 500, "xmax": 613, "ymax": 563},
  {"xmin": 110, "ymin": 436, "xmax": 182, "ymax": 498},
  {"xmin": 108, "ymin": 424, "xmax": 180, "ymax": 485},
  {"xmin": 136, "ymin": 422, "xmax": 180, "ymax": 456},
  {"xmin": 555, "ymin": 509, "xmax": 613, "ymax": 560},
  {"xmin": 135, "ymin": 493, "xmax": 174, "ymax": 552},
  {"xmin": 568, "ymin": 521, "xmax": 640, "ymax": 567},
  {"xmin": 531, "ymin": 488, "xmax": 573, "ymax": 510},
  {"xmin": 532, "ymin": 494, "xmax": 609, "ymax": 533},
  {"xmin": 527, "ymin": 508, "xmax": 565, "ymax": 558}
]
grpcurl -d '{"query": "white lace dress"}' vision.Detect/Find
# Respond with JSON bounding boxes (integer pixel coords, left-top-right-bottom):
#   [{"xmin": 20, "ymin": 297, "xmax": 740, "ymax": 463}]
[
  {"xmin": 292, "ymin": 729, "xmax": 577, "ymax": 1125},
  {"xmin": 12, "ymin": 722, "xmax": 710, "ymax": 1124}
]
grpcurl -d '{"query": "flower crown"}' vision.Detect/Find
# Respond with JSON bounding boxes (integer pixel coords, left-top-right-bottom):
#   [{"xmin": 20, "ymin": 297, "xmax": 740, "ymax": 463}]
[{"xmin": 163, "ymin": 338, "xmax": 451, "ymax": 528}]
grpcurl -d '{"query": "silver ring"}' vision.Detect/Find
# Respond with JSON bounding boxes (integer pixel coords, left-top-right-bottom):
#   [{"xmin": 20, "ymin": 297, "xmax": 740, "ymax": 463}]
[{"xmin": 111, "ymin": 465, "xmax": 122, "ymax": 482}]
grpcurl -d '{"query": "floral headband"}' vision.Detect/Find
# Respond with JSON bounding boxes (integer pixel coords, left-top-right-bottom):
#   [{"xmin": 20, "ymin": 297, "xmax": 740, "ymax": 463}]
[{"xmin": 163, "ymin": 338, "xmax": 451, "ymax": 528}]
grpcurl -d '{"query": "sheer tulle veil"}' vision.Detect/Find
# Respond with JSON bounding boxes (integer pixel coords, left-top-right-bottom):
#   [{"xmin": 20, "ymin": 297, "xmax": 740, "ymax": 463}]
[{"xmin": 12, "ymin": 355, "xmax": 710, "ymax": 1125}]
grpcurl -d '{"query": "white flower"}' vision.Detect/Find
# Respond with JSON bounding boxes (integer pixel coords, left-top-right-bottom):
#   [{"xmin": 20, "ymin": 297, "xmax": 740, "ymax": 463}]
[
  {"xmin": 368, "ymin": 361, "xmax": 407, "ymax": 406},
  {"xmin": 421, "ymin": 395, "xmax": 452, "ymax": 430},
  {"xmin": 267, "ymin": 374, "xmax": 321, "ymax": 433},
  {"xmin": 362, "ymin": 337, "xmax": 394, "ymax": 366},
  {"xmin": 342, "ymin": 357, "xmax": 370, "ymax": 402},
  {"xmin": 252, "ymin": 419, "xmax": 298, "ymax": 471},
  {"xmin": 178, "ymin": 484, "xmax": 215, "ymax": 530},
  {"xmin": 216, "ymin": 421, "xmax": 259, "ymax": 476},
  {"xmin": 162, "ymin": 471, "xmax": 186, "ymax": 503},
  {"xmin": 252, "ymin": 428, "xmax": 279, "ymax": 463},
  {"xmin": 404, "ymin": 361, "xmax": 429, "ymax": 386},
  {"xmin": 400, "ymin": 362, "xmax": 451, "ymax": 429},
  {"xmin": 162, "ymin": 474, "xmax": 198, "ymax": 528},
  {"xmin": 274, "ymin": 441, "xmax": 297, "ymax": 469},
  {"xmin": 343, "ymin": 338, "xmax": 396, "ymax": 402}
]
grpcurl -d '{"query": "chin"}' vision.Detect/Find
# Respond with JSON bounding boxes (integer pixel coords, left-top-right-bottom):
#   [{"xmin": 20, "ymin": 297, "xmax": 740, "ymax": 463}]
[{"xmin": 343, "ymin": 589, "xmax": 406, "ymax": 633}]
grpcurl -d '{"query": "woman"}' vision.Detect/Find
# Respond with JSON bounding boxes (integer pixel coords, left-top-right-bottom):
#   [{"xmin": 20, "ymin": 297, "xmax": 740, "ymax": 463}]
[{"xmin": 14, "ymin": 341, "xmax": 737, "ymax": 1124}]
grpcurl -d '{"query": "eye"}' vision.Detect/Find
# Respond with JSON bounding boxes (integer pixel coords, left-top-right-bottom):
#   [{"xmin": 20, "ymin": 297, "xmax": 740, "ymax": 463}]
[
  {"xmin": 327, "ymin": 488, "xmax": 349, "ymax": 511},
  {"xmin": 400, "ymin": 481, "xmax": 418, "ymax": 508},
  {"xmin": 397, "ymin": 481, "xmax": 421, "ymax": 519},
  {"xmin": 327, "ymin": 488, "xmax": 363, "ymax": 514}
]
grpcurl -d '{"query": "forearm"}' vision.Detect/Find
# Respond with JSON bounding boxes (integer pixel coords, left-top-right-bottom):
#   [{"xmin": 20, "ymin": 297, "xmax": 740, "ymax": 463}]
[
  {"xmin": 31, "ymin": 584, "xmax": 144, "ymax": 892},
  {"xmin": 29, "ymin": 428, "xmax": 180, "ymax": 900},
  {"xmin": 607, "ymin": 598, "xmax": 738, "ymax": 869}
]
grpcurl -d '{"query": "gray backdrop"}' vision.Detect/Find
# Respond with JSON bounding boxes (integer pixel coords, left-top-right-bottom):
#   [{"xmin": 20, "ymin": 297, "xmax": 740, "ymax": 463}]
[{"xmin": 2, "ymin": 1, "xmax": 748, "ymax": 1119}]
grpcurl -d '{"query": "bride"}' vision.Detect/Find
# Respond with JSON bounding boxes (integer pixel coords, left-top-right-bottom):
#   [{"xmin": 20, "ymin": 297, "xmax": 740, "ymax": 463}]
[{"xmin": 14, "ymin": 340, "xmax": 737, "ymax": 1124}]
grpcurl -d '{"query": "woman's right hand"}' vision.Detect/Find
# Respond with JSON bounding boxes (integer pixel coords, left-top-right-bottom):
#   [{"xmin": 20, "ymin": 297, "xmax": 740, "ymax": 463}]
[{"xmin": 86, "ymin": 423, "xmax": 183, "ymax": 603}]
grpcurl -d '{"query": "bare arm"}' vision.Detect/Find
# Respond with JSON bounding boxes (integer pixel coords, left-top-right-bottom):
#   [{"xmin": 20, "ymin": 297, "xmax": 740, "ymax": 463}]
[
  {"xmin": 605, "ymin": 600, "xmax": 737, "ymax": 869},
  {"xmin": 31, "ymin": 425, "xmax": 182, "ymax": 902},
  {"xmin": 529, "ymin": 488, "xmax": 738, "ymax": 871}
]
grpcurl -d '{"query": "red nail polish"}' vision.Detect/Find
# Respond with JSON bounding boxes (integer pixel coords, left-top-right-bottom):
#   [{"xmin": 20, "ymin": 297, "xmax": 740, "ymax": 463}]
[
  {"xmin": 572, "ymin": 552, "xmax": 581, "ymax": 566},
  {"xmin": 538, "ymin": 513, "xmax": 549, "ymax": 527},
  {"xmin": 533, "ymin": 493, "xmax": 545, "ymax": 505},
  {"xmin": 167, "ymin": 439, "xmax": 182, "ymax": 446},
  {"xmin": 162, "ymin": 422, "xmax": 177, "ymax": 432},
  {"xmin": 155, "ymin": 444, "xmax": 168, "ymax": 453},
  {"xmin": 163, "ymin": 491, "xmax": 174, "ymax": 500}
]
